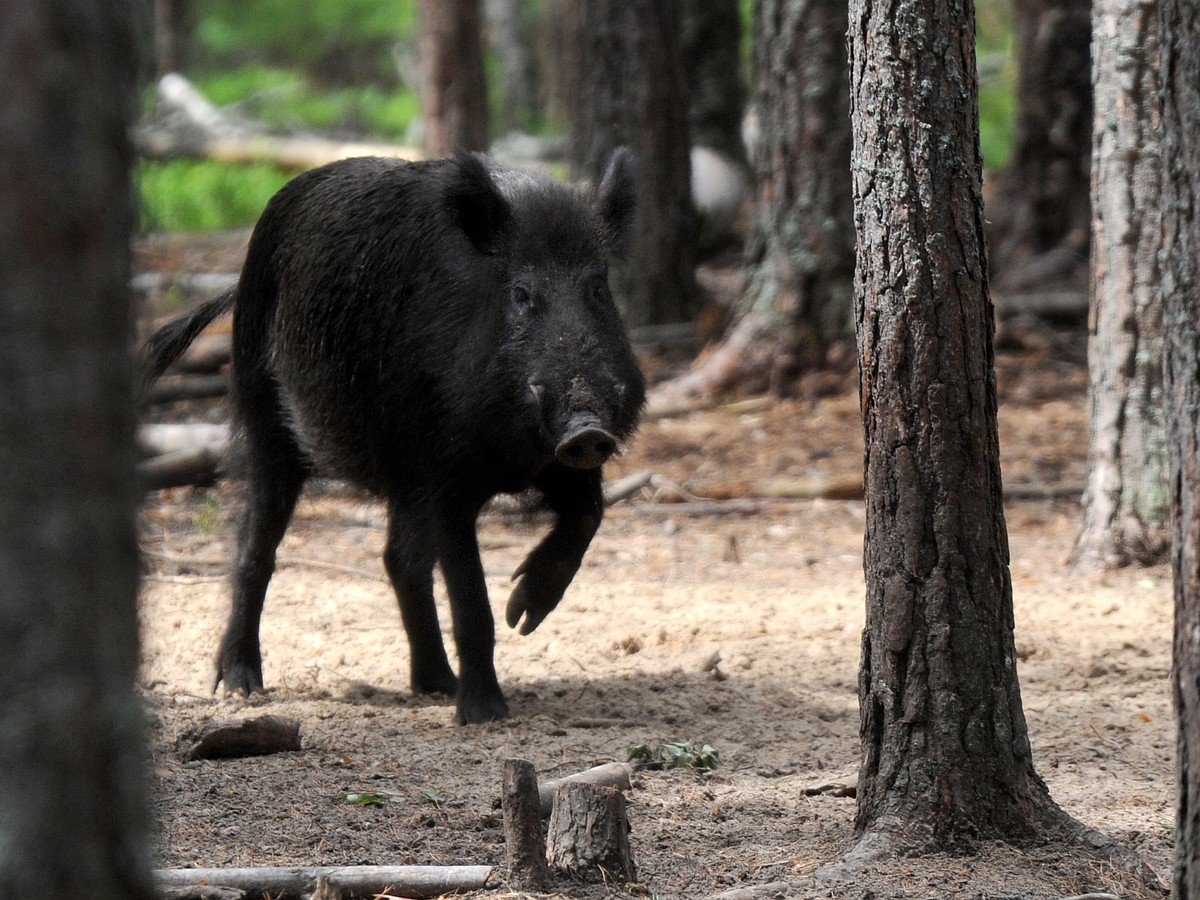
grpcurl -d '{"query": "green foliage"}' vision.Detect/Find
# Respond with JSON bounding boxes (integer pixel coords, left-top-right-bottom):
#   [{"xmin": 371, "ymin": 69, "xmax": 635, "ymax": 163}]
[
  {"xmin": 977, "ymin": 46, "xmax": 1017, "ymax": 172},
  {"xmin": 138, "ymin": 159, "xmax": 291, "ymax": 233},
  {"xmin": 193, "ymin": 0, "xmax": 414, "ymax": 83},
  {"xmin": 193, "ymin": 495, "xmax": 224, "ymax": 536},
  {"xmin": 195, "ymin": 67, "xmax": 420, "ymax": 139},
  {"xmin": 628, "ymin": 740, "xmax": 721, "ymax": 773}
]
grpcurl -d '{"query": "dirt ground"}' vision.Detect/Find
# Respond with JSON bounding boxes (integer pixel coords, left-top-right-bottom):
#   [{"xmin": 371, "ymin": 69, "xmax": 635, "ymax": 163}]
[{"xmin": 138, "ymin": 276, "xmax": 1174, "ymax": 898}]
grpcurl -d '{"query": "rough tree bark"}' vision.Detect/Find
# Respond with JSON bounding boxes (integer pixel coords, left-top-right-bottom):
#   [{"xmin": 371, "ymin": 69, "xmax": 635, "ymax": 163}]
[
  {"xmin": 418, "ymin": 0, "xmax": 489, "ymax": 157},
  {"xmin": 655, "ymin": 0, "xmax": 853, "ymax": 403},
  {"xmin": 1160, "ymin": 0, "xmax": 1200, "ymax": 893},
  {"xmin": 0, "ymin": 2, "xmax": 152, "ymax": 897},
  {"xmin": 989, "ymin": 0, "xmax": 1092, "ymax": 291},
  {"xmin": 848, "ymin": 0, "xmax": 1074, "ymax": 852},
  {"xmin": 1072, "ymin": 0, "xmax": 1167, "ymax": 572},
  {"xmin": 565, "ymin": 0, "xmax": 700, "ymax": 327}
]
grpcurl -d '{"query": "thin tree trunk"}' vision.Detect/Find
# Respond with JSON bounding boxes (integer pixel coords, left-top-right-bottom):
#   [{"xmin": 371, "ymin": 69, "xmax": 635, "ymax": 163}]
[
  {"xmin": 989, "ymin": 0, "xmax": 1092, "ymax": 291},
  {"xmin": 566, "ymin": 0, "xmax": 700, "ymax": 327},
  {"xmin": 848, "ymin": 0, "xmax": 1068, "ymax": 848},
  {"xmin": 418, "ymin": 0, "xmax": 489, "ymax": 157},
  {"xmin": 1160, "ymin": 0, "xmax": 1200, "ymax": 892},
  {"xmin": 0, "ymin": 2, "xmax": 152, "ymax": 897},
  {"xmin": 652, "ymin": 0, "xmax": 852, "ymax": 403},
  {"xmin": 1072, "ymin": 0, "xmax": 1167, "ymax": 572}
]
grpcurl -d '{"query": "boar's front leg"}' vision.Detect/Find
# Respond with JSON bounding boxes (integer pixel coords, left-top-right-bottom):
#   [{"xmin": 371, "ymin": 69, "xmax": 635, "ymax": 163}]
[
  {"xmin": 384, "ymin": 501, "xmax": 458, "ymax": 697},
  {"xmin": 505, "ymin": 465, "xmax": 604, "ymax": 636},
  {"xmin": 436, "ymin": 506, "xmax": 510, "ymax": 725}
]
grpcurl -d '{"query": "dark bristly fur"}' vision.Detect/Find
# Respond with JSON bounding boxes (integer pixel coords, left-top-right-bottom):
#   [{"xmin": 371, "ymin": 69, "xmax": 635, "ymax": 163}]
[{"xmin": 144, "ymin": 150, "xmax": 645, "ymax": 724}]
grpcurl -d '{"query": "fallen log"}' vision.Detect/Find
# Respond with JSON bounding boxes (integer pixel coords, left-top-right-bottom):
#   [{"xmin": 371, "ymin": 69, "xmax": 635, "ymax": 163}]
[
  {"xmin": 137, "ymin": 128, "xmax": 422, "ymax": 171},
  {"xmin": 537, "ymin": 762, "xmax": 633, "ymax": 818},
  {"xmin": 140, "ymin": 444, "xmax": 226, "ymax": 490},
  {"xmin": 139, "ymin": 423, "xmax": 230, "ymax": 456},
  {"xmin": 146, "ymin": 373, "xmax": 229, "ymax": 404},
  {"xmin": 155, "ymin": 865, "xmax": 493, "ymax": 899},
  {"xmin": 182, "ymin": 715, "xmax": 302, "ymax": 761}
]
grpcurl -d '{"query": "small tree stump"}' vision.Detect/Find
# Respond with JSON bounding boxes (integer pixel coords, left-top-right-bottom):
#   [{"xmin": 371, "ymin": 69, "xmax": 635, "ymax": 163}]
[
  {"xmin": 546, "ymin": 782, "xmax": 636, "ymax": 883},
  {"xmin": 501, "ymin": 759, "xmax": 549, "ymax": 891}
]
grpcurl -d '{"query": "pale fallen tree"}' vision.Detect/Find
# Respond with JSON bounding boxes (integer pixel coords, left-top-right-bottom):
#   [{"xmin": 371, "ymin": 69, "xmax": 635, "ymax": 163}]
[
  {"xmin": 156, "ymin": 864, "xmax": 493, "ymax": 900},
  {"xmin": 135, "ymin": 73, "xmax": 421, "ymax": 171}
]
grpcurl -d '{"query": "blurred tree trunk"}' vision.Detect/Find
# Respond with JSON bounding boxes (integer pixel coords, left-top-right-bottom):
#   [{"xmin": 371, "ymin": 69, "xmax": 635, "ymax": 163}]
[
  {"xmin": 849, "ymin": 0, "xmax": 1075, "ymax": 852},
  {"xmin": 418, "ymin": 0, "xmax": 489, "ymax": 157},
  {"xmin": 679, "ymin": 0, "xmax": 746, "ymax": 166},
  {"xmin": 988, "ymin": 0, "xmax": 1092, "ymax": 291},
  {"xmin": 1161, "ymin": 1, "xmax": 1200, "ymax": 894},
  {"xmin": 1072, "ymin": 0, "xmax": 1167, "ymax": 572},
  {"xmin": 655, "ymin": 0, "xmax": 853, "ymax": 402},
  {"xmin": 484, "ymin": 0, "xmax": 540, "ymax": 134},
  {"xmin": 0, "ymin": 2, "xmax": 152, "ymax": 898},
  {"xmin": 564, "ymin": 0, "xmax": 700, "ymax": 328},
  {"xmin": 153, "ymin": 0, "xmax": 191, "ymax": 76}
]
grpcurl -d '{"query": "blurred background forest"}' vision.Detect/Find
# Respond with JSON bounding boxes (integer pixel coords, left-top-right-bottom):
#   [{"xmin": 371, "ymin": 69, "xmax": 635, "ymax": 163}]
[{"xmin": 137, "ymin": 0, "xmax": 1017, "ymax": 234}]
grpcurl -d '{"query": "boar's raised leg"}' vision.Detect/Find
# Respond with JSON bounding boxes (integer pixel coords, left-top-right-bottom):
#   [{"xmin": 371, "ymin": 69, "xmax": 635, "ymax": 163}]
[
  {"xmin": 215, "ymin": 427, "xmax": 308, "ymax": 695},
  {"xmin": 505, "ymin": 465, "xmax": 605, "ymax": 636},
  {"xmin": 436, "ymin": 506, "xmax": 509, "ymax": 725},
  {"xmin": 384, "ymin": 501, "xmax": 458, "ymax": 697}
]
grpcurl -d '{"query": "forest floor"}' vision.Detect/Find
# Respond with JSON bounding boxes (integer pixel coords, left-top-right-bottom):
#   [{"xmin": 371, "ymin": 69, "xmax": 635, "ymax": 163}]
[{"xmin": 138, "ymin": 237, "xmax": 1173, "ymax": 900}]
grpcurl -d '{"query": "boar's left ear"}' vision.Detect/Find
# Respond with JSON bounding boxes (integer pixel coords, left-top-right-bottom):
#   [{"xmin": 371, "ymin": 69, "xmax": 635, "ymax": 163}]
[
  {"xmin": 596, "ymin": 147, "xmax": 638, "ymax": 259},
  {"xmin": 446, "ymin": 153, "xmax": 512, "ymax": 254}
]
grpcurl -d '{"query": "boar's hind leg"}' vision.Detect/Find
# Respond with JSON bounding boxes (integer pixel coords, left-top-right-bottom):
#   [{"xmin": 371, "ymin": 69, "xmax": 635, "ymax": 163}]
[
  {"xmin": 215, "ymin": 429, "xmax": 307, "ymax": 695},
  {"xmin": 505, "ymin": 465, "xmax": 604, "ymax": 636},
  {"xmin": 384, "ymin": 503, "xmax": 458, "ymax": 697},
  {"xmin": 436, "ymin": 509, "xmax": 509, "ymax": 725}
]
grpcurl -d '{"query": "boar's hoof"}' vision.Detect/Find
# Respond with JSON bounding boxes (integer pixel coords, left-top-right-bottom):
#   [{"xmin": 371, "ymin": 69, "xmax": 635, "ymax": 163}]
[
  {"xmin": 455, "ymin": 692, "xmax": 511, "ymax": 726},
  {"xmin": 555, "ymin": 424, "xmax": 618, "ymax": 469},
  {"xmin": 411, "ymin": 666, "xmax": 459, "ymax": 697},
  {"xmin": 215, "ymin": 661, "xmax": 265, "ymax": 697}
]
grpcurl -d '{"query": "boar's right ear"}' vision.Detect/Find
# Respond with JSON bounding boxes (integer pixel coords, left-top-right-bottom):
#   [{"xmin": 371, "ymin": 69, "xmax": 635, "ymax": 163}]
[
  {"xmin": 596, "ymin": 147, "xmax": 638, "ymax": 259},
  {"xmin": 445, "ymin": 153, "xmax": 512, "ymax": 255}
]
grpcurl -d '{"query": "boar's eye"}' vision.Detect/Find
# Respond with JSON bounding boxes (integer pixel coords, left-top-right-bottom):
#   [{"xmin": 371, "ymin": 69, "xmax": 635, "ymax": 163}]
[
  {"xmin": 585, "ymin": 273, "xmax": 610, "ymax": 307},
  {"xmin": 510, "ymin": 283, "xmax": 536, "ymax": 314}
]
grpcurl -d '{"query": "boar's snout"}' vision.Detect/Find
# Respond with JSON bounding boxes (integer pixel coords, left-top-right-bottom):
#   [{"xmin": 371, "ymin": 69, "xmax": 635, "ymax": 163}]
[{"xmin": 555, "ymin": 415, "xmax": 618, "ymax": 469}]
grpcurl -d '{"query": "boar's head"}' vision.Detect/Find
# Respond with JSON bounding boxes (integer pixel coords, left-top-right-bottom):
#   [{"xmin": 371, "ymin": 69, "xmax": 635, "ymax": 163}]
[{"xmin": 445, "ymin": 149, "xmax": 646, "ymax": 473}]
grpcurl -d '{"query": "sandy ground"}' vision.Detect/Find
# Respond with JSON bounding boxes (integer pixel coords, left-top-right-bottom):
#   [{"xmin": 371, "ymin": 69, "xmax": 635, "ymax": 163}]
[{"xmin": 137, "ymin": 327, "xmax": 1176, "ymax": 899}]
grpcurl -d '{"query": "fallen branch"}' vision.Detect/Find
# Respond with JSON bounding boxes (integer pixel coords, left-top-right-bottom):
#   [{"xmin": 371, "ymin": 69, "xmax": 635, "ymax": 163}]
[
  {"xmin": 146, "ymin": 374, "xmax": 229, "ymax": 404},
  {"xmin": 155, "ymin": 865, "xmax": 493, "ymax": 900},
  {"xmin": 537, "ymin": 762, "xmax": 633, "ymax": 818},
  {"xmin": 139, "ymin": 423, "xmax": 230, "ymax": 456},
  {"xmin": 140, "ymin": 444, "xmax": 226, "ymax": 490},
  {"xmin": 182, "ymin": 715, "xmax": 301, "ymax": 761},
  {"xmin": 137, "ymin": 128, "xmax": 422, "ymax": 171}
]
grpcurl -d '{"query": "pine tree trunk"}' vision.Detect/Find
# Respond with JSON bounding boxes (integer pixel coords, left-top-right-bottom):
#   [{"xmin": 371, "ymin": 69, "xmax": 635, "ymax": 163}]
[
  {"xmin": 848, "ymin": 0, "xmax": 1064, "ymax": 848},
  {"xmin": 0, "ymin": 3, "xmax": 152, "ymax": 897},
  {"xmin": 652, "ymin": 0, "xmax": 853, "ymax": 402},
  {"xmin": 418, "ymin": 0, "xmax": 489, "ymax": 157},
  {"xmin": 1072, "ymin": 0, "xmax": 1167, "ymax": 572},
  {"xmin": 565, "ymin": 0, "xmax": 699, "ymax": 327},
  {"xmin": 1160, "ymin": 0, "xmax": 1200, "ymax": 892},
  {"xmin": 989, "ymin": 0, "xmax": 1092, "ymax": 290}
]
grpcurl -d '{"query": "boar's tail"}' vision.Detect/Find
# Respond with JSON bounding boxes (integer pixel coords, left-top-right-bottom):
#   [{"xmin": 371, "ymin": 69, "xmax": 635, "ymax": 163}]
[{"xmin": 143, "ymin": 287, "xmax": 236, "ymax": 383}]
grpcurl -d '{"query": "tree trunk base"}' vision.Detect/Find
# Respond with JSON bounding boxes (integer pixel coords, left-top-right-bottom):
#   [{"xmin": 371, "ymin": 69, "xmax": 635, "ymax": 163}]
[{"xmin": 545, "ymin": 782, "xmax": 637, "ymax": 883}]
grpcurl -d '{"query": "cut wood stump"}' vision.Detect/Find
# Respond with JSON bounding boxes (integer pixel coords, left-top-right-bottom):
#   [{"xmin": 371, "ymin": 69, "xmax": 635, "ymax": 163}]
[
  {"xmin": 545, "ymin": 782, "xmax": 637, "ymax": 883},
  {"xmin": 501, "ymin": 758, "xmax": 549, "ymax": 891}
]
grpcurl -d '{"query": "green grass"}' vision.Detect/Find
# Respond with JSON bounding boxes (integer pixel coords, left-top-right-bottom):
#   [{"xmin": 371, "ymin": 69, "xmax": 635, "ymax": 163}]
[
  {"xmin": 195, "ymin": 67, "xmax": 420, "ymax": 140},
  {"xmin": 137, "ymin": 158, "xmax": 292, "ymax": 233}
]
